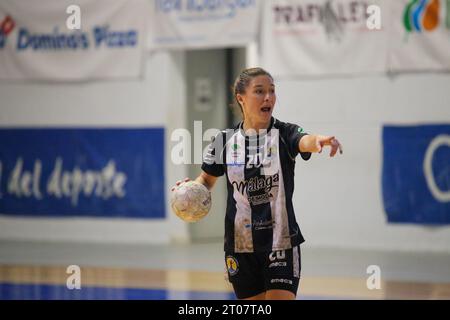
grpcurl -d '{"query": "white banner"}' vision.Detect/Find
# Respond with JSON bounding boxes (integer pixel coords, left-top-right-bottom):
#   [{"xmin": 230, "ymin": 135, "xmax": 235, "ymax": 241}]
[
  {"xmin": 389, "ymin": 0, "xmax": 450, "ymax": 72},
  {"xmin": 260, "ymin": 0, "xmax": 388, "ymax": 78},
  {"xmin": 0, "ymin": 0, "xmax": 148, "ymax": 81},
  {"xmin": 148, "ymin": 0, "xmax": 260, "ymax": 50}
]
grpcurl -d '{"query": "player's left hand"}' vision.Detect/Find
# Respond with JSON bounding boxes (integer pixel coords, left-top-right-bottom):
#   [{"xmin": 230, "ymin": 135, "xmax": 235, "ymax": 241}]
[{"xmin": 315, "ymin": 136, "xmax": 343, "ymax": 157}]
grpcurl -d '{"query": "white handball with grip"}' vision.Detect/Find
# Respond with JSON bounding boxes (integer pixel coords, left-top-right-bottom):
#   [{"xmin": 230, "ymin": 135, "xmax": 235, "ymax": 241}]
[{"xmin": 170, "ymin": 180, "xmax": 211, "ymax": 223}]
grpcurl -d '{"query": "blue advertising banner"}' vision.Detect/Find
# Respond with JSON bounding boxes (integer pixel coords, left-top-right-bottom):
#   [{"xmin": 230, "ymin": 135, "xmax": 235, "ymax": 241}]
[
  {"xmin": 382, "ymin": 125, "xmax": 450, "ymax": 224},
  {"xmin": 0, "ymin": 128, "xmax": 165, "ymax": 218}
]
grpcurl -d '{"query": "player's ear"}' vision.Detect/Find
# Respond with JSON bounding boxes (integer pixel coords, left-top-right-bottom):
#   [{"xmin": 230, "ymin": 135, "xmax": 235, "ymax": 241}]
[{"xmin": 236, "ymin": 94, "xmax": 244, "ymax": 106}]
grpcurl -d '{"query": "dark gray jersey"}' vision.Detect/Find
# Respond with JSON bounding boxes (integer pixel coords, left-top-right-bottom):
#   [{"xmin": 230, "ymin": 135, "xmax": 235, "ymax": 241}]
[{"xmin": 202, "ymin": 117, "xmax": 311, "ymax": 253}]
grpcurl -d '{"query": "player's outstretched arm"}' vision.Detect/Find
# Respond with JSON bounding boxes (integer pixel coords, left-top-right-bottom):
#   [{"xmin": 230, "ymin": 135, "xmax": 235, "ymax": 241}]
[
  {"xmin": 299, "ymin": 135, "xmax": 343, "ymax": 157},
  {"xmin": 171, "ymin": 171, "xmax": 218, "ymax": 192}
]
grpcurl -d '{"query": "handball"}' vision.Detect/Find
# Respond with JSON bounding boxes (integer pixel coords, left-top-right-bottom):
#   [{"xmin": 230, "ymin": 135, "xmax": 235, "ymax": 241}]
[{"xmin": 170, "ymin": 180, "xmax": 211, "ymax": 223}]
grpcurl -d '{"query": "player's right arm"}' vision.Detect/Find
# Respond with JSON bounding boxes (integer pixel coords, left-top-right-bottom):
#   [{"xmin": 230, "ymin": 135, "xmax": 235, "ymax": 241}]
[
  {"xmin": 195, "ymin": 171, "xmax": 218, "ymax": 190},
  {"xmin": 171, "ymin": 171, "xmax": 218, "ymax": 192}
]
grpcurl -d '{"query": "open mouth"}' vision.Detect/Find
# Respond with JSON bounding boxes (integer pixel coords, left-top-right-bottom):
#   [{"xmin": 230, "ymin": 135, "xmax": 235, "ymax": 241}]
[{"xmin": 261, "ymin": 106, "xmax": 271, "ymax": 113}]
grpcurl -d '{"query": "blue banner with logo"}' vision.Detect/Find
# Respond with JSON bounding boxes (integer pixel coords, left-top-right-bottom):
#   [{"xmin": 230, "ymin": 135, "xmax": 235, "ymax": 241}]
[
  {"xmin": 382, "ymin": 125, "xmax": 450, "ymax": 224},
  {"xmin": 0, "ymin": 128, "xmax": 165, "ymax": 219}
]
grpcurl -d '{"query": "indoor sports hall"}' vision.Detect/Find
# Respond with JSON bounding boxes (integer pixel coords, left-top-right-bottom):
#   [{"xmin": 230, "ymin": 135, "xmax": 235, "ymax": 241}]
[{"xmin": 1, "ymin": 0, "xmax": 449, "ymax": 300}]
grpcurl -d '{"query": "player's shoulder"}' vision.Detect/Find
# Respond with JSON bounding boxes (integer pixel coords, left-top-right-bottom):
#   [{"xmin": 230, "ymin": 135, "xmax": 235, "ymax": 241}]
[{"xmin": 273, "ymin": 118, "xmax": 305, "ymax": 134}]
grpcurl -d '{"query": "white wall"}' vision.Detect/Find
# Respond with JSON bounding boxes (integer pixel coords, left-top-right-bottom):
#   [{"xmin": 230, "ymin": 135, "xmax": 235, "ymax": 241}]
[
  {"xmin": 274, "ymin": 73, "xmax": 450, "ymax": 253},
  {"xmin": 0, "ymin": 51, "xmax": 189, "ymax": 244}
]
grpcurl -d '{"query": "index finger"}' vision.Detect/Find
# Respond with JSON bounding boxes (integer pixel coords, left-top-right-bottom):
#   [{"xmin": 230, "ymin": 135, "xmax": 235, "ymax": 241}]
[
  {"xmin": 335, "ymin": 139, "xmax": 343, "ymax": 154},
  {"xmin": 330, "ymin": 138, "xmax": 343, "ymax": 156},
  {"xmin": 322, "ymin": 136, "xmax": 335, "ymax": 144}
]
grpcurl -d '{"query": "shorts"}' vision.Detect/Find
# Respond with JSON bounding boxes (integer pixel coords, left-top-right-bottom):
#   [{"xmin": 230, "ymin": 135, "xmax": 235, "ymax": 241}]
[{"xmin": 224, "ymin": 246, "xmax": 301, "ymax": 299}]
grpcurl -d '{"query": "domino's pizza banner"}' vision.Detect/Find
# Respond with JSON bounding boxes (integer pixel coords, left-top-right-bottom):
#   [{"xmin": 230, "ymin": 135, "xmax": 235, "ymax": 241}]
[
  {"xmin": 382, "ymin": 125, "xmax": 450, "ymax": 224},
  {"xmin": 0, "ymin": 0, "xmax": 148, "ymax": 81},
  {"xmin": 0, "ymin": 128, "xmax": 165, "ymax": 219}
]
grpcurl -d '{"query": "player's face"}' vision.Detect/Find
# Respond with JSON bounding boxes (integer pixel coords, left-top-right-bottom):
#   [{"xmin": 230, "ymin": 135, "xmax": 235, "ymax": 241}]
[{"xmin": 238, "ymin": 75, "xmax": 276, "ymax": 125}]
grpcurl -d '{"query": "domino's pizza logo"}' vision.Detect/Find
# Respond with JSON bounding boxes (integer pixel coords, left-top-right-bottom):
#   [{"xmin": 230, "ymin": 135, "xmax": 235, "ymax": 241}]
[{"xmin": 0, "ymin": 15, "xmax": 15, "ymax": 49}]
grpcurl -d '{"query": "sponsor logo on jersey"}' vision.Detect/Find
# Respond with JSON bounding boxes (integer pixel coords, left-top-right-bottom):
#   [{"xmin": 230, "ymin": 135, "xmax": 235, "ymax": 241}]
[
  {"xmin": 247, "ymin": 193, "xmax": 274, "ymax": 206},
  {"xmin": 253, "ymin": 219, "xmax": 274, "ymax": 230},
  {"xmin": 232, "ymin": 173, "xmax": 279, "ymax": 195},
  {"xmin": 270, "ymin": 278, "xmax": 293, "ymax": 285},
  {"xmin": 232, "ymin": 174, "xmax": 279, "ymax": 205},
  {"xmin": 267, "ymin": 145, "xmax": 277, "ymax": 159},
  {"xmin": 268, "ymin": 261, "xmax": 287, "ymax": 268},
  {"xmin": 230, "ymin": 143, "xmax": 244, "ymax": 165}
]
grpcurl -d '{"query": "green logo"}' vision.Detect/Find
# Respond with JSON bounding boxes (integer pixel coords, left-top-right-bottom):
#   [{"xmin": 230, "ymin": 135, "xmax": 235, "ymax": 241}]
[
  {"xmin": 297, "ymin": 127, "xmax": 304, "ymax": 134},
  {"xmin": 232, "ymin": 144, "xmax": 240, "ymax": 151}
]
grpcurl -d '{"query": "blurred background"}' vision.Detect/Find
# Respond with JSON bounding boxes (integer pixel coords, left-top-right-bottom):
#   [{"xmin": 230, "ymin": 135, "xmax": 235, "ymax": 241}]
[{"xmin": 0, "ymin": 0, "xmax": 449, "ymax": 300}]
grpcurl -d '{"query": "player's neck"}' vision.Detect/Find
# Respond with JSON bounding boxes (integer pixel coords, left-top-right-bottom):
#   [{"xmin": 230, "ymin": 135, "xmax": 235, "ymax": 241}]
[{"xmin": 242, "ymin": 118, "xmax": 271, "ymax": 135}]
